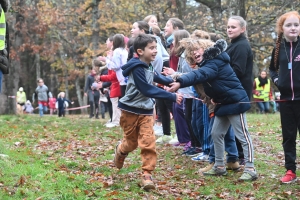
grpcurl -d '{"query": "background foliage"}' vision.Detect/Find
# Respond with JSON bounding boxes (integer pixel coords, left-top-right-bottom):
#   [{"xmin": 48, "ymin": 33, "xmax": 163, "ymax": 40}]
[{"xmin": 0, "ymin": 0, "xmax": 299, "ymax": 114}]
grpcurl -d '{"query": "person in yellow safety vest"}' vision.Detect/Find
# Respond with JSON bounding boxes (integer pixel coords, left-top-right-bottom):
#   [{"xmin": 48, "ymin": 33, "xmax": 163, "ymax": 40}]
[
  {"xmin": 16, "ymin": 87, "xmax": 26, "ymax": 114},
  {"xmin": 252, "ymin": 70, "xmax": 273, "ymax": 114},
  {"xmin": 0, "ymin": 0, "xmax": 9, "ymax": 93}
]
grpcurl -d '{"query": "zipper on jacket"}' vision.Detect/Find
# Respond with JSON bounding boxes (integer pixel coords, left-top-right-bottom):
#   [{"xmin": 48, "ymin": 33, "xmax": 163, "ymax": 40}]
[{"xmin": 290, "ymin": 42, "xmax": 295, "ymax": 100}]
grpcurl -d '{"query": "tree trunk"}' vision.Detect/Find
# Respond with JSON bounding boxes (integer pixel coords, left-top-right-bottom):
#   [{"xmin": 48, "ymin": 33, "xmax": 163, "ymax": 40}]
[
  {"xmin": 0, "ymin": 5, "xmax": 24, "ymax": 114},
  {"xmin": 34, "ymin": 53, "xmax": 41, "ymax": 80}
]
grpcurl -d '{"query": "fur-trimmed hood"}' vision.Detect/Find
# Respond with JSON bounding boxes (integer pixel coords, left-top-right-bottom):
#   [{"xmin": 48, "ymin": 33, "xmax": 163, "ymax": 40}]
[{"xmin": 203, "ymin": 39, "xmax": 227, "ymax": 60}]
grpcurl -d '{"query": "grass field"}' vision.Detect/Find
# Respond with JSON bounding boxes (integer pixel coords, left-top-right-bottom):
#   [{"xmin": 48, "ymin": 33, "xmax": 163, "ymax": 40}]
[{"xmin": 0, "ymin": 113, "xmax": 299, "ymax": 199}]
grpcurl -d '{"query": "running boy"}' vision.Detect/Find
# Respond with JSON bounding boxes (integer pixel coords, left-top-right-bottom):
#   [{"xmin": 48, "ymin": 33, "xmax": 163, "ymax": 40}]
[{"xmin": 114, "ymin": 34, "xmax": 183, "ymax": 190}]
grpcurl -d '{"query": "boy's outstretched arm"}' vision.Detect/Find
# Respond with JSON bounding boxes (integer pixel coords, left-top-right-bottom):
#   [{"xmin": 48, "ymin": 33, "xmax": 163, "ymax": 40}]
[{"xmin": 132, "ymin": 67, "xmax": 176, "ymax": 102}]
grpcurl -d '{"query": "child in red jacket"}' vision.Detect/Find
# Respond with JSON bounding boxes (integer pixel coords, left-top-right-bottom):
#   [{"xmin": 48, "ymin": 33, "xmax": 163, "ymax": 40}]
[{"xmin": 99, "ymin": 64, "xmax": 121, "ymax": 128}]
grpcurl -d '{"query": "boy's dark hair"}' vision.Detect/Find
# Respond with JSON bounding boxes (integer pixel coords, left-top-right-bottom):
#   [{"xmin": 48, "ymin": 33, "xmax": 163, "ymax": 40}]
[
  {"xmin": 113, "ymin": 34, "xmax": 125, "ymax": 50},
  {"xmin": 133, "ymin": 34, "xmax": 157, "ymax": 57}
]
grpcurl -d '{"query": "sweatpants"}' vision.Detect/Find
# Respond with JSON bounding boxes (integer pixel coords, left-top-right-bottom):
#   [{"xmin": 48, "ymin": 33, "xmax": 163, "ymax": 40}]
[
  {"xmin": 173, "ymin": 99, "xmax": 190, "ymax": 143},
  {"xmin": 119, "ymin": 110, "xmax": 157, "ymax": 173},
  {"xmin": 211, "ymin": 113, "xmax": 254, "ymax": 168},
  {"xmin": 110, "ymin": 97, "xmax": 121, "ymax": 125},
  {"xmin": 280, "ymin": 101, "xmax": 300, "ymax": 173}
]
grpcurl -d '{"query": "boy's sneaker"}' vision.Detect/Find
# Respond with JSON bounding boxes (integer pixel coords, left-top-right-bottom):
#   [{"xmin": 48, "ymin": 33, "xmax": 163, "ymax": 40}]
[
  {"xmin": 238, "ymin": 168, "xmax": 258, "ymax": 181},
  {"xmin": 203, "ymin": 166, "xmax": 227, "ymax": 176},
  {"xmin": 113, "ymin": 142, "xmax": 128, "ymax": 169},
  {"xmin": 141, "ymin": 174, "xmax": 155, "ymax": 190},
  {"xmin": 226, "ymin": 161, "xmax": 240, "ymax": 171},
  {"xmin": 185, "ymin": 148, "xmax": 203, "ymax": 157},
  {"xmin": 156, "ymin": 135, "xmax": 172, "ymax": 144},
  {"xmin": 191, "ymin": 153, "xmax": 209, "ymax": 162},
  {"xmin": 168, "ymin": 135, "xmax": 179, "ymax": 145},
  {"xmin": 199, "ymin": 162, "xmax": 214, "ymax": 173},
  {"xmin": 280, "ymin": 170, "xmax": 297, "ymax": 184}
]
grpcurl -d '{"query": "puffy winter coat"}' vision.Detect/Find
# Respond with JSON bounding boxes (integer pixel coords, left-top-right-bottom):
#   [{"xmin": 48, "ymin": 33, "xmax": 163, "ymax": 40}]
[{"xmin": 177, "ymin": 40, "xmax": 250, "ymax": 116}]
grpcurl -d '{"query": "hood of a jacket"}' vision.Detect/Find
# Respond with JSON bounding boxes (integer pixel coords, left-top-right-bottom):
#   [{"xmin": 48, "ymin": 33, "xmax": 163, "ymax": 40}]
[
  {"xmin": 203, "ymin": 39, "xmax": 228, "ymax": 60},
  {"xmin": 122, "ymin": 57, "xmax": 149, "ymax": 77}
]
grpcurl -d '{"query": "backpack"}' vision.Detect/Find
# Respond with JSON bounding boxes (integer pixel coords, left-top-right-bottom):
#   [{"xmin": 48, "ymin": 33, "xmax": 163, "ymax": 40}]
[{"xmin": 0, "ymin": 2, "xmax": 9, "ymax": 74}]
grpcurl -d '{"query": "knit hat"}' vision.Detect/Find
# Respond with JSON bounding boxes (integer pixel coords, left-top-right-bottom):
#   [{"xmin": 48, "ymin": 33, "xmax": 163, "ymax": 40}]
[{"xmin": 19, "ymin": 87, "xmax": 23, "ymax": 92}]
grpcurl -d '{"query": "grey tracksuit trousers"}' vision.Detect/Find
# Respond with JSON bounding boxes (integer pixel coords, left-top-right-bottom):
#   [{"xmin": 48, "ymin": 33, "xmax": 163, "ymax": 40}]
[{"xmin": 211, "ymin": 113, "xmax": 254, "ymax": 168}]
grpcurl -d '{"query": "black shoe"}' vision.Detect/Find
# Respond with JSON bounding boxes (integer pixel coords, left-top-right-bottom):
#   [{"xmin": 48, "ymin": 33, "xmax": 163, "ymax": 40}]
[{"xmin": 89, "ymin": 114, "xmax": 94, "ymax": 118}]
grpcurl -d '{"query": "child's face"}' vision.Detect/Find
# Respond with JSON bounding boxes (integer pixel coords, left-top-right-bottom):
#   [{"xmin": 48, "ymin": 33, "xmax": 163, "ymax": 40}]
[
  {"xmin": 61, "ymin": 93, "xmax": 65, "ymax": 98},
  {"xmin": 38, "ymin": 80, "xmax": 44, "ymax": 86},
  {"xmin": 131, "ymin": 22, "xmax": 143, "ymax": 38},
  {"xmin": 138, "ymin": 41, "xmax": 157, "ymax": 64},
  {"xmin": 95, "ymin": 75, "xmax": 100, "ymax": 82},
  {"xmin": 260, "ymin": 71, "xmax": 267, "ymax": 78},
  {"xmin": 227, "ymin": 19, "xmax": 245, "ymax": 40},
  {"xmin": 283, "ymin": 15, "xmax": 300, "ymax": 42},
  {"xmin": 193, "ymin": 48, "xmax": 204, "ymax": 63},
  {"xmin": 106, "ymin": 38, "xmax": 113, "ymax": 49},
  {"xmin": 148, "ymin": 16, "xmax": 158, "ymax": 27},
  {"xmin": 164, "ymin": 20, "xmax": 175, "ymax": 37}
]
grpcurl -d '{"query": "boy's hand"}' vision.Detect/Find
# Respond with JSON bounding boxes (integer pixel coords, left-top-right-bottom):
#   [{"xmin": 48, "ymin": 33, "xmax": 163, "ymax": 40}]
[
  {"xmin": 175, "ymin": 93, "xmax": 183, "ymax": 104},
  {"xmin": 161, "ymin": 67, "xmax": 175, "ymax": 76},
  {"xmin": 167, "ymin": 82, "xmax": 181, "ymax": 92},
  {"xmin": 71, "ymin": 101, "xmax": 74, "ymax": 104}
]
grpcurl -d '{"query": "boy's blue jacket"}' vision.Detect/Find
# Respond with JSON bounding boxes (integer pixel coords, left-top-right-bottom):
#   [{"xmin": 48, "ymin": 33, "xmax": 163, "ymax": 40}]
[
  {"xmin": 177, "ymin": 40, "xmax": 250, "ymax": 116},
  {"xmin": 118, "ymin": 57, "xmax": 176, "ymax": 115}
]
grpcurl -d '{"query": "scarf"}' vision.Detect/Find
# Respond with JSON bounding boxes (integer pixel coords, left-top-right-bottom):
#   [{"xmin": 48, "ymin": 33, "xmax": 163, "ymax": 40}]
[{"xmin": 258, "ymin": 76, "xmax": 268, "ymax": 87}]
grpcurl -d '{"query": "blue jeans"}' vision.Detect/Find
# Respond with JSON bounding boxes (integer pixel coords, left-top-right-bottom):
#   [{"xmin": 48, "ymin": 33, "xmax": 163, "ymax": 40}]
[
  {"xmin": 209, "ymin": 116, "xmax": 239, "ymax": 163},
  {"xmin": 192, "ymin": 99, "xmax": 210, "ymax": 153},
  {"xmin": 38, "ymin": 103, "xmax": 48, "ymax": 116},
  {"xmin": 256, "ymin": 101, "xmax": 270, "ymax": 113}
]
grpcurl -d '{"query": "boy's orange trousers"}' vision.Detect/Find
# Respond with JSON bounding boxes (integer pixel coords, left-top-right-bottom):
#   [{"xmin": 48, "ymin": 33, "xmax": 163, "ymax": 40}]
[{"xmin": 118, "ymin": 110, "xmax": 157, "ymax": 173}]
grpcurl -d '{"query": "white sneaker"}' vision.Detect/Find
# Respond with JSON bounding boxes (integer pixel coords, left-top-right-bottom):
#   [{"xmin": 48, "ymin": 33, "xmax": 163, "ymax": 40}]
[
  {"xmin": 156, "ymin": 135, "xmax": 172, "ymax": 144},
  {"xmin": 106, "ymin": 123, "xmax": 119, "ymax": 128},
  {"xmin": 168, "ymin": 135, "xmax": 179, "ymax": 145},
  {"xmin": 153, "ymin": 125, "xmax": 163, "ymax": 136},
  {"xmin": 191, "ymin": 153, "xmax": 209, "ymax": 162}
]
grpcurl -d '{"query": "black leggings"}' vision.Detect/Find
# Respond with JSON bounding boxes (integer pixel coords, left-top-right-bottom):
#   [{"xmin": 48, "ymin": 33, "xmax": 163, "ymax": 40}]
[{"xmin": 156, "ymin": 98, "xmax": 173, "ymax": 135}]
